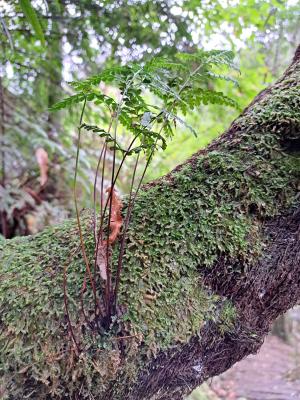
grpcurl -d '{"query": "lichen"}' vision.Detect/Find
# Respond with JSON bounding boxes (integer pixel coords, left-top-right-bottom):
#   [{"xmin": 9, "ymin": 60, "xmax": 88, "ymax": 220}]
[{"xmin": 0, "ymin": 62, "xmax": 300, "ymax": 399}]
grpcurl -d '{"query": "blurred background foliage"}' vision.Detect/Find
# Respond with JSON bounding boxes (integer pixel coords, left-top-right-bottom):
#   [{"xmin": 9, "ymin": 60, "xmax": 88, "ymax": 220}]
[{"xmin": 0, "ymin": 0, "xmax": 299, "ymax": 238}]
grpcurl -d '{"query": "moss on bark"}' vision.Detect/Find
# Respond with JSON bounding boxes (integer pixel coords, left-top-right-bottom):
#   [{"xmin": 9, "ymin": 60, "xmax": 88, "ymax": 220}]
[{"xmin": 0, "ymin": 51, "xmax": 300, "ymax": 399}]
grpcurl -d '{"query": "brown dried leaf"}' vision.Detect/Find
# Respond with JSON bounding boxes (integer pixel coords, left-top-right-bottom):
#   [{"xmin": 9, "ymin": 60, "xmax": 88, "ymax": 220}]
[
  {"xmin": 35, "ymin": 147, "xmax": 49, "ymax": 186},
  {"xmin": 95, "ymin": 187, "xmax": 123, "ymax": 281},
  {"xmin": 106, "ymin": 187, "xmax": 123, "ymax": 244}
]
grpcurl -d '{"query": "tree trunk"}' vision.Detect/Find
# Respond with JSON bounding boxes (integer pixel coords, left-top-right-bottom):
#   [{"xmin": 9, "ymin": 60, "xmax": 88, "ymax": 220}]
[{"xmin": 1, "ymin": 46, "xmax": 300, "ymax": 400}]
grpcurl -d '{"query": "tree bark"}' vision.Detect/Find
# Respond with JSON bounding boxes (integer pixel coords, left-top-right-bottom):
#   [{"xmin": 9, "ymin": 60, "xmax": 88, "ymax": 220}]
[{"xmin": 0, "ymin": 46, "xmax": 300, "ymax": 400}]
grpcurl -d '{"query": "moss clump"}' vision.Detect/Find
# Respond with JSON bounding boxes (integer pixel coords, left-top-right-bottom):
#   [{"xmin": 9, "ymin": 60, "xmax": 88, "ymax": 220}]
[
  {"xmin": 217, "ymin": 300, "xmax": 237, "ymax": 335},
  {"xmin": 0, "ymin": 211, "xmax": 220, "ymax": 399},
  {"xmin": 0, "ymin": 63, "xmax": 300, "ymax": 398},
  {"xmin": 120, "ymin": 76, "xmax": 300, "ymax": 349}
]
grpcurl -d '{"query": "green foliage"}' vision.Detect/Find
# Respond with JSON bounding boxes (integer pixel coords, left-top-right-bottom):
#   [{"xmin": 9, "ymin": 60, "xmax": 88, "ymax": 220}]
[
  {"xmin": 51, "ymin": 50, "xmax": 238, "ymax": 159},
  {"xmin": 19, "ymin": 0, "xmax": 45, "ymax": 45}
]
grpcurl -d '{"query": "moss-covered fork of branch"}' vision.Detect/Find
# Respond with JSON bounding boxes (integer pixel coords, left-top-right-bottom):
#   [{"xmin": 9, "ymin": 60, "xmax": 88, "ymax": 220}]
[{"xmin": 0, "ymin": 47, "xmax": 300, "ymax": 399}]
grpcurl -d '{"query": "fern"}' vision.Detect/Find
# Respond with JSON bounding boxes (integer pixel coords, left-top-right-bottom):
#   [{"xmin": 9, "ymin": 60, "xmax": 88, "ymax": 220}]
[
  {"xmin": 52, "ymin": 49, "xmax": 239, "ymax": 338},
  {"xmin": 51, "ymin": 50, "xmax": 239, "ymax": 156}
]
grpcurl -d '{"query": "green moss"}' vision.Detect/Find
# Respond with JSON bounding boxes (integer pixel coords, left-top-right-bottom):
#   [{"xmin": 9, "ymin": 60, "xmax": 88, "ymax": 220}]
[
  {"xmin": 1, "ymin": 221, "xmax": 84, "ymax": 398},
  {"xmin": 217, "ymin": 300, "xmax": 237, "ymax": 335},
  {"xmin": 0, "ymin": 63, "xmax": 300, "ymax": 398}
]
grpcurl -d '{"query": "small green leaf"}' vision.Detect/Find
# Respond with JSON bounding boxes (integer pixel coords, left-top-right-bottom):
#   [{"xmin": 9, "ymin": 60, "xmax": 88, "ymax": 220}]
[{"xmin": 19, "ymin": 0, "xmax": 45, "ymax": 45}]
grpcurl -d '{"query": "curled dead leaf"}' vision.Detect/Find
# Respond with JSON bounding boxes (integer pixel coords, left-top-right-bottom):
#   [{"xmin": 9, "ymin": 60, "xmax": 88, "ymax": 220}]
[
  {"xmin": 95, "ymin": 187, "xmax": 123, "ymax": 281},
  {"xmin": 35, "ymin": 147, "xmax": 49, "ymax": 186}
]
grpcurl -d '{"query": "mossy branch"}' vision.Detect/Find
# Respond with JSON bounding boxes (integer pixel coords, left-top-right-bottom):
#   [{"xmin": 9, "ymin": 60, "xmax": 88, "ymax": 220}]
[{"xmin": 1, "ymin": 45, "xmax": 300, "ymax": 400}]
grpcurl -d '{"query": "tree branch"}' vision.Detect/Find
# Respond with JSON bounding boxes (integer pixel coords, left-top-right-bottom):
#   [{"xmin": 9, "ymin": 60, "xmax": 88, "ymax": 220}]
[{"xmin": 0, "ymin": 45, "xmax": 300, "ymax": 400}]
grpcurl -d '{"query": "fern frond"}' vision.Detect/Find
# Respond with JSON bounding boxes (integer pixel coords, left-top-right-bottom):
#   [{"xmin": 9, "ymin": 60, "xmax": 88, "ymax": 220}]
[
  {"xmin": 52, "ymin": 48, "xmax": 239, "ymax": 159},
  {"xmin": 49, "ymin": 93, "xmax": 87, "ymax": 111}
]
